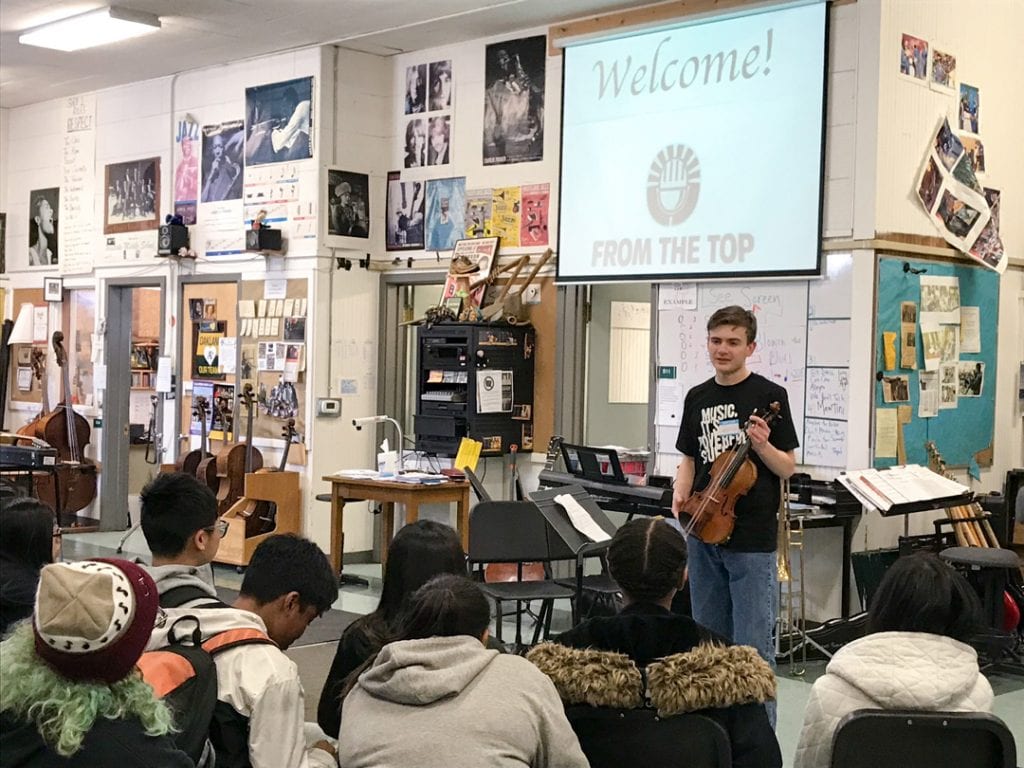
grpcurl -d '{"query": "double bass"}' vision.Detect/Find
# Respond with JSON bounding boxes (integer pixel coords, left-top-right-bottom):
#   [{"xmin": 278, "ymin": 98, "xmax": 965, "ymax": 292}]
[
  {"xmin": 681, "ymin": 402, "xmax": 781, "ymax": 545},
  {"xmin": 35, "ymin": 332, "xmax": 98, "ymax": 522}
]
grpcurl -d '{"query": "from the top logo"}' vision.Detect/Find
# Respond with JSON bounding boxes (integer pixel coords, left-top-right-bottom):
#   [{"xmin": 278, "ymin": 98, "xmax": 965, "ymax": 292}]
[{"xmin": 647, "ymin": 144, "xmax": 701, "ymax": 226}]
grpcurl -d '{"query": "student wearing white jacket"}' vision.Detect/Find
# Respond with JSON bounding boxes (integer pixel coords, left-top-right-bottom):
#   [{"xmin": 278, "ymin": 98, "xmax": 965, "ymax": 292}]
[
  {"xmin": 794, "ymin": 553, "xmax": 993, "ymax": 768},
  {"xmin": 148, "ymin": 534, "xmax": 340, "ymax": 768}
]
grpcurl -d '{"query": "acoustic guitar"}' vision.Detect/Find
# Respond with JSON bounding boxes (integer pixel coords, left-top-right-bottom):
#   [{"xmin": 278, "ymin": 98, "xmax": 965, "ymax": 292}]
[
  {"xmin": 212, "ymin": 384, "xmax": 263, "ymax": 515},
  {"xmin": 236, "ymin": 418, "xmax": 296, "ymax": 536},
  {"xmin": 177, "ymin": 396, "xmax": 211, "ymax": 475}
]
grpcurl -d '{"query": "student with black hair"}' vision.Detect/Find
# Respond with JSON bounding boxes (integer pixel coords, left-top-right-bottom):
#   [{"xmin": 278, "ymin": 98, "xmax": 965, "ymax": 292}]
[
  {"xmin": 529, "ymin": 518, "xmax": 781, "ymax": 768},
  {"xmin": 0, "ymin": 498, "xmax": 60, "ymax": 635},
  {"xmin": 147, "ymin": 534, "xmax": 340, "ymax": 768},
  {"xmin": 318, "ymin": 519, "xmax": 467, "ymax": 736},
  {"xmin": 337, "ymin": 574, "xmax": 588, "ymax": 768},
  {"xmin": 794, "ymin": 552, "xmax": 992, "ymax": 768},
  {"xmin": 138, "ymin": 471, "xmax": 227, "ymax": 609}
]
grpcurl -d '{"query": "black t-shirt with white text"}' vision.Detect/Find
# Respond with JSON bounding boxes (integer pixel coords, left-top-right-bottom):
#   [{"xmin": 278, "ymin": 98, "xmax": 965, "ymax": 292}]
[{"xmin": 676, "ymin": 373, "xmax": 799, "ymax": 551}]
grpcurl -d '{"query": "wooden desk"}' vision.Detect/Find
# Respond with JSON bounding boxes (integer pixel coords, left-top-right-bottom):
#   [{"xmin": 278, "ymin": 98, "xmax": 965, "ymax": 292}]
[{"xmin": 320, "ymin": 475, "xmax": 471, "ymax": 575}]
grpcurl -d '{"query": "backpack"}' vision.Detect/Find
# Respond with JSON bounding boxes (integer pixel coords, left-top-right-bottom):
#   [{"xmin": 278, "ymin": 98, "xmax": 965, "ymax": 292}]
[
  {"xmin": 138, "ymin": 615, "xmax": 274, "ymax": 767},
  {"xmin": 160, "ymin": 583, "xmax": 228, "ymax": 609}
]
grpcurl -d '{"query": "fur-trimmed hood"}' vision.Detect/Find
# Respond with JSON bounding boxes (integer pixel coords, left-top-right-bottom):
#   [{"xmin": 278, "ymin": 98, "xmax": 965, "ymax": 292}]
[{"xmin": 527, "ymin": 641, "xmax": 776, "ymax": 717}]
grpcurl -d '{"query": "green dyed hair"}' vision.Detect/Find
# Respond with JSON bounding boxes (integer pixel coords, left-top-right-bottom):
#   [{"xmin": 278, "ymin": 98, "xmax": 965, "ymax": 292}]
[{"xmin": 0, "ymin": 624, "xmax": 176, "ymax": 757}]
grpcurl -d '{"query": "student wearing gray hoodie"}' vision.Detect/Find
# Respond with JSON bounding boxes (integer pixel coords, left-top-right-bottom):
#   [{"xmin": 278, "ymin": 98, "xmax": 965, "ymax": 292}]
[
  {"xmin": 138, "ymin": 472, "xmax": 226, "ymax": 608},
  {"xmin": 337, "ymin": 575, "xmax": 588, "ymax": 768}
]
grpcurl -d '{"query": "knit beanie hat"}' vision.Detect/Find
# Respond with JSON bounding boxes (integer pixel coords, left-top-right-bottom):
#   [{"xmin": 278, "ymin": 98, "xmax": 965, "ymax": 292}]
[{"xmin": 33, "ymin": 558, "xmax": 159, "ymax": 684}]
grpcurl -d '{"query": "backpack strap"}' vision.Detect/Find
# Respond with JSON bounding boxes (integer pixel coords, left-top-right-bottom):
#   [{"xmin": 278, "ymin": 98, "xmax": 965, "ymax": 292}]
[
  {"xmin": 162, "ymin": 584, "xmax": 228, "ymax": 609},
  {"xmin": 202, "ymin": 628, "xmax": 276, "ymax": 655}
]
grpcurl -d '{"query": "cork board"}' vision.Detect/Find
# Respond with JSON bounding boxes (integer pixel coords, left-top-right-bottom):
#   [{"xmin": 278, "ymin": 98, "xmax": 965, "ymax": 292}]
[
  {"xmin": 239, "ymin": 277, "xmax": 309, "ymax": 446},
  {"xmin": 9, "ymin": 288, "xmax": 45, "ymax": 405},
  {"xmin": 181, "ymin": 281, "xmax": 239, "ymax": 447}
]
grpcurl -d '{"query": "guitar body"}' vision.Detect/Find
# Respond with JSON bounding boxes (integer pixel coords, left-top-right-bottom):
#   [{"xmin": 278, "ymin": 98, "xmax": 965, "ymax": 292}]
[{"xmin": 213, "ymin": 385, "xmax": 263, "ymax": 515}]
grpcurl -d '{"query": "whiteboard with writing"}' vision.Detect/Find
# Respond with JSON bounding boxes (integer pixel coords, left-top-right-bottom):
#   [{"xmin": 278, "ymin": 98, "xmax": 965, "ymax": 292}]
[
  {"xmin": 655, "ymin": 282, "xmax": 809, "ymax": 471},
  {"xmin": 654, "ymin": 257, "xmax": 852, "ymax": 472}
]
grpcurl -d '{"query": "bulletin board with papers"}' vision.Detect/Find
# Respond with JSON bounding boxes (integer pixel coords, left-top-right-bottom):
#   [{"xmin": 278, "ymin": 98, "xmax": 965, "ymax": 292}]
[{"xmin": 872, "ymin": 255, "xmax": 998, "ymax": 469}]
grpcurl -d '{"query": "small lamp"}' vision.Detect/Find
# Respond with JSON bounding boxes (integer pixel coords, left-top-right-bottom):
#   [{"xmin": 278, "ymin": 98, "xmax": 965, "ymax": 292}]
[
  {"xmin": 352, "ymin": 415, "xmax": 405, "ymax": 474},
  {"xmin": 8, "ymin": 304, "xmax": 35, "ymax": 345}
]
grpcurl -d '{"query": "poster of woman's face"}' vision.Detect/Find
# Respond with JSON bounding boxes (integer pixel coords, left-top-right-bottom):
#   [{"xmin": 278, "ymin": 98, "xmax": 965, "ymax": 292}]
[{"xmin": 28, "ymin": 188, "xmax": 59, "ymax": 267}]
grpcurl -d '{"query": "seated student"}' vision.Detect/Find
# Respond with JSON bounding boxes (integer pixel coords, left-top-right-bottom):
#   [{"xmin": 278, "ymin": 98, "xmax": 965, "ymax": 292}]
[
  {"xmin": 528, "ymin": 518, "xmax": 781, "ymax": 768},
  {"xmin": 794, "ymin": 552, "xmax": 992, "ymax": 768},
  {"xmin": 139, "ymin": 471, "xmax": 227, "ymax": 608},
  {"xmin": 318, "ymin": 519, "xmax": 467, "ymax": 736},
  {"xmin": 0, "ymin": 559, "xmax": 192, "ymax": 767},
  {"xmin": 1, "ymin": 498, "xmax": 61, "ymax": 635},
  {"xmin": 148, "ymin": 534, "xmax": 339, "ymax": 768},
  {"xmin": 337, "ymin": 574, "xmax": 588, "ymax": 768}
]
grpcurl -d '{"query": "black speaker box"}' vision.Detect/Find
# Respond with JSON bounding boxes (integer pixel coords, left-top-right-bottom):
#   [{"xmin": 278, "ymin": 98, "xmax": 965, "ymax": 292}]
[
  {"xmin": 157, "ymin": 224, "xmax": 189, "ymax": 256},
  {"xmin": 245, "ymin": 228, "xmax": 283, "ymax": 252}
]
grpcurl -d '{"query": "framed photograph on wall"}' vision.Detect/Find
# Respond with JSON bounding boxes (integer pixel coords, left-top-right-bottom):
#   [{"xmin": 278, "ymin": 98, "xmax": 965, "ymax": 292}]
[
  {"xmin": 323, "ymin": 168, "xmax": 370, "ymax": 248},
  {"xmin": 104, "ymin": 158, "xmax": 160, "ymax": 234},
  {"xmin": 43, "ymin": 276, "xmax": 63, "ymax": 302}
]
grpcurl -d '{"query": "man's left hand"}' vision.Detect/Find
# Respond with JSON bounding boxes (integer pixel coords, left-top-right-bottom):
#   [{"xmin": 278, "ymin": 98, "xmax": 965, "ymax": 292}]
[{"xmin": 747, "ymin": 415, "xmax": 771, "ymax": 449}]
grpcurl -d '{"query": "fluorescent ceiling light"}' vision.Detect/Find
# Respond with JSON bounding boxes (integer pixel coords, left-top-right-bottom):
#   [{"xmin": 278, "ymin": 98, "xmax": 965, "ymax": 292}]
[{"xmin": 19, "ymin": 6, "xmax": 161, "ymax": 52}]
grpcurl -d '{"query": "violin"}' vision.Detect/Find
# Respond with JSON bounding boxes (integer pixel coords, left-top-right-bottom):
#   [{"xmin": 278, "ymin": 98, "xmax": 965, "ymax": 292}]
[
  {"xmin": 177, "ymin": 396, "xmax": 211, "ymax": 475},
  {"xmin": 35, "ymin": 332, "xmax": 98, "ymax": 521},
  {"xmin": 212, "ymin": 384, "xmax": 263, "ymax": 515},
  {"xmin": 681, "ymin": 402, "xmax": 781, "ymax": 545}
]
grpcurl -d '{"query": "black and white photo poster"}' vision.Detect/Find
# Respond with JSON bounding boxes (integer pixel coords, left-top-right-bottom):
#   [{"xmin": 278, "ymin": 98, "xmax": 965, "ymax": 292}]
[
  {"xmin": 386, "ymin": 171, "xmax": 425, "ymax": 251},
  {"xmin": 326, "ymin": 169, "xmax": 369, "ymax": 240},
  {"xmin": 245, "ymin": 77, "xmax": 313, "ymax": 165},
  {"xmin": 482, "ymin": 35, "xmax": 546, "ymax": 165},
  {"xmin": 28, "ymin": 188, "xmax": 59, "ymax": 267},
  {"xmin": 201, "ymin": 121, "xmax": 244, "ymax": 203}
]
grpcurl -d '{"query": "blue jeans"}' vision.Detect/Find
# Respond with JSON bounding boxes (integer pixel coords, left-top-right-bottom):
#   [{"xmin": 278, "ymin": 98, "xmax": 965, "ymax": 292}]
[{"xmin": 686, "ymin": 536, "xmax": 778, "ymax": 727}]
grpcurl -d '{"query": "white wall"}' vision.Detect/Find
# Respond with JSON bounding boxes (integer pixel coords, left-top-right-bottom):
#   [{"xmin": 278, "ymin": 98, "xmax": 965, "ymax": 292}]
[
  {"xmin": 1, "ymin": 48, "xmax": 342, "ymax": 551},
  {"xmin": 312, "ymin": 46, "xmax": 391, "ymax": 555},
  {"xmin": 385, "ymin": 26, "xmax": 562, "ymax": 264},
  {"xmin": 870, "ymin": 0, "xmax": 1022, "ymax": 498}
]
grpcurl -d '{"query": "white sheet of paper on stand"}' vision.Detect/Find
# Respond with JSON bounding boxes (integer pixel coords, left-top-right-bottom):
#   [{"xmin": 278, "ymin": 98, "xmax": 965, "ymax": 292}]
[{"xmin": 554, "ymin": 494, "xmax": 611, "ymax": 542}]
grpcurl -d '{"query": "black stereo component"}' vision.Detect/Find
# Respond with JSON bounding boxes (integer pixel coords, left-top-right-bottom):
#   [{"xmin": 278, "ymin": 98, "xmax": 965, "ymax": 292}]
[
  {"xmin": 157, "ymin": 224, "xmax": 189, "ymax": 256},
  {"xmin": 245, "ymin": 228, "xmax": 283, "ymax": 252}
]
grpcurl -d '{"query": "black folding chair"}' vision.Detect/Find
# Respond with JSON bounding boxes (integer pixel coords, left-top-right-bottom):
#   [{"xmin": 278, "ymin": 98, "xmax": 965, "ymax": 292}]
[
  {"xmin": 830, "ymin": 709, "xmax": 1017, "ymax": 768},
  {"xmin": 467, "ymin": 500, "xmax": 575, "ymax": 651},
  {"xmin": 566, "ymin": 707, "xmax": 731, "ymax": 768}
]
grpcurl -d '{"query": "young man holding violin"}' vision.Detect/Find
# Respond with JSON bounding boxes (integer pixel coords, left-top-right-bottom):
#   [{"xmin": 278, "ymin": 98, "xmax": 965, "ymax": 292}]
[{"xmin": 671, "ymin": 305, "xmax": 799, "ymax": 727}]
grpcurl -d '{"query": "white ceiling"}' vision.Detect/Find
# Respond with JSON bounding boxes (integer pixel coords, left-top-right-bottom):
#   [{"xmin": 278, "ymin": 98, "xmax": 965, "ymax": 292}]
[{"xmin": 0, "ymin": 0, "xmax": 638, "ymax": 109}]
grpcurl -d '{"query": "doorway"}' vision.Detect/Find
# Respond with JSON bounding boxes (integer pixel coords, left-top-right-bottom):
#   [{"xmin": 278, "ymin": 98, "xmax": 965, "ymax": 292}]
[
  {"xmin": 101, "ymin": 280, "xmax": 165, "ymax": 531},
  {"xmin": 583, "ymin": 283, "xmax": 653, "ymax": 449}
]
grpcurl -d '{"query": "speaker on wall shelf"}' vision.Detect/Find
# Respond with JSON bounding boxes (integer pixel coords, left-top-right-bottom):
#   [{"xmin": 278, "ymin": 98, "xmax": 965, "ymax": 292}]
[
  {"xmin": 157, "ymin": 224, "xmax": 189, "ymax": 256},
  {"xmin": 245, "ymin": 228, "xmax": 283, "ymax": 252}
]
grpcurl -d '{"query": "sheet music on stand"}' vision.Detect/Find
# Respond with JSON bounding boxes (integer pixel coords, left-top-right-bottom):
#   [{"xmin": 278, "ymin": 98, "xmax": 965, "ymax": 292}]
[
  {"xmin": 529, "ymin": 485, "xmax": 617, "ymax": 556},
  {"xmin": 837, "ymin": 464, "xmax": 972, "ymax": 516}
]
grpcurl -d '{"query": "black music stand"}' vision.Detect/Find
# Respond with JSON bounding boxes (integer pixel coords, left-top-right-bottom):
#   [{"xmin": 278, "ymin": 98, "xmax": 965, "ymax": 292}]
[{"xmin": 529, "ymin": 485, "xmax": 619, "ymax": 622}]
